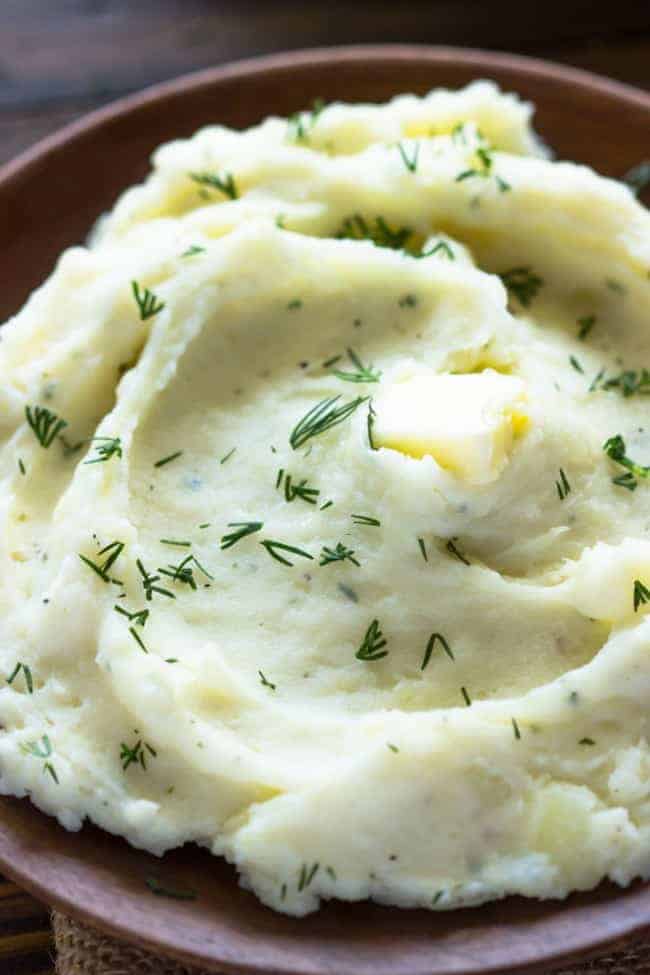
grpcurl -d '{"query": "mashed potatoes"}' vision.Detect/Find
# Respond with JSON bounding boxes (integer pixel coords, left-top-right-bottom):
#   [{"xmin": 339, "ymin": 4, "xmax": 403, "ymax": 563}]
[{"xmin": 1, "ymin": 82, "xmax": 650, "ymax": 916}]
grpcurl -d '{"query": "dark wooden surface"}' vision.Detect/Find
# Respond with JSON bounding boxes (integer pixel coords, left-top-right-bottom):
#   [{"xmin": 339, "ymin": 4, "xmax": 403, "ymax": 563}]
[
  {"xmin": 1, "ymin": 0, "xmax": 650, "ymax": 166},
  {"xmin": 1, "ymin": 7, "xmax": 649, "ymax": 975}
]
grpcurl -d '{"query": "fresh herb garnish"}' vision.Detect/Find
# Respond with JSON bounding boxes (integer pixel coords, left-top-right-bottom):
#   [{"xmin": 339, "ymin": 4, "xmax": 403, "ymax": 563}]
[
  {"xmin": 258, "ymin": 670, "xmax": 276, "ymax": 691},
  {"xmin": 577, "ymin": 315, "xmax": 596, "ymax": 340},
  {"xmin": 160, "ymin": 539, "xmax": 191, "ymax": 547},
  {"xmin": 367, "ymin": 400, "xmax": 377, "ymax": 450},
  {"xmin": 397, "ymin": 140, "xmax": 419, "ymax": 173},
  {"xmin": 129, "ymin": 627, "xmax": 149, "ymax": 653},
  {"xmin": 277, "ymin": 471, "xmax": 319, "ymax": 505},
  {"xmin": 332, "ymin": 347, "xmax": 381, "ymax": 384},
  {"xmin": 261, "ymin": 540, "xmax": 314, "ymax": 567},
  {"xmin": 132, "ymin": 281, "xmax": 164, "ymax": 320},
  {"xmin": 79, "ymin": 540, "xmax": 124, "ymax": 584},
  {"xmin": 289, "ymin": 395, "xmax": 367, "ymax": 449},
  {"xmin": 287, "ymin": 299, "xmax": 303, "ymax": 311},
  {"xmin": 569, "ymin": 355, "xmax": 584, "ymax": 374},
  {"xmin": 387, "ymin": 743, "xmax": 399, "ymax": 753},
  {"xmin": 287, "ymin": 98, "xmax": 325, "ymax": 142},
  {"xmin": 114, "ymin": 605, "xmax": 149, "ymax": 627},
  {"xmin": 603, "ymin": 434, "xmax": 650, "ymax": 488},
  {"xmin": 419, "ymin": 240, "xmax": 455, "ymax": 260},
  {"xmin": 154, "ymin": 450, "xmax": 183, "ymax": 468},
  {"xmin": 398, "ymin": 293, "xmax": 417, "ymax": 308},
  {"xmin": 446, "ymin": 539, "xmax": 470, "ymax": 565},
  {"xmin": 461, "ymin": 686, "xmax": 472, "ymax": 707},
  {"xmin": 25, "ymin": 405, "xmax": 68, "ymax": 448},
  {"xmin": 298, "ymin": 862, "xmax": 320, "ymax": 891},
  {"xmin": 120, "ymin": 736, "xmax": 157, "ymax": 771},
  {"xmin": 220, "ymin": 447, "xmax": 236, "ymax": 464},
  {"xmin": 336, "ymin": 214, "xmax": 412, "ymax": 251},
  {"xmin": 181, "ymin": 244, "xmax": 206, "ymax": 258},
  {"xmin": 136, "ymin": 558, "xmax": 175, "ymax": 601},
  {"xmin": 356, "ymin": 619, "xmax": 388, "ymax": 661},
  {"xmin": 623, "ymin": 160, "xmax": 650, "ymax": 197},
  {"xmin": 21, "ymin": 735, "xmax": 58, "ymax": 783},
  {"xmin": 158, "ymin": 554, "xmax": 213, "ymax": 590},
  {"xmin": 456, "ymin": 146, "xmax": 510, "ymax": 191},
  {"xmin": 579, "ymin": 737, "xmax": 596, "ymax": 746},
  {"xmin": 596, "ymin": 368, "xmax": 650, "ymax": 398},
  {"xmin": 6, "ymin": 662, "xmax": 33, "ymax": 694},
  {"xmin": 84, "ymin": 436, "xmax": 122, "ymax": 464},
  {"xmin": 613, "ymin": 471, "xmax": 637, "ymax": 491},
  {"xmin": 421, "ymin": 633, "xmax": 454, "ymax": 670},
  {"xmin": 499, "ymin": 267, "xmax": 543, "ymax": 307},
  {"xmin": 512, "ymin": 718, "xmax": 521, "ymax": 740},
  {"xmin": 319, "ymin": 542, "xmax": 360, "ymax": 567},
  {"xmin": 351, "ymin": 514, "xmax": 380, "ymax": 526},
  {"xmin": 633, "ymin": 579, "xmax": 650, "ymax": 612},
  {"xmin": 556, "ymin": 468, "xmax": 571, "ymax": 500},
  {"xmin": 418, "ymin": 538, "xmax": 428, "ymax": 562},
  {"xmin": 18, "ymin": 458, "xmax": 25, "ymax": 475},
  {"xmin": 189, "ymin": 171, "xmax": 238, "ymax": 199},
  {"xmin": 220, "ymin": 521, "xmax": 263, "ymax": 550}
]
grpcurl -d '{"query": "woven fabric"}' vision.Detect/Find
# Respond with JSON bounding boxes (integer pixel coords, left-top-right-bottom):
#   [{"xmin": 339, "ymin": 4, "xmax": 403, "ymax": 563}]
[{"xmin": 52, "ymin": 910, "xmax": 650, "ymax": 975}]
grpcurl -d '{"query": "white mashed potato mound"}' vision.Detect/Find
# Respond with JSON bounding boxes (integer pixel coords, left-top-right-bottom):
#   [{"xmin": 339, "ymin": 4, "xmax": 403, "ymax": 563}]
[{"xmin": 1, "ymin": 81, "xmax": 650, "ymax": 916}]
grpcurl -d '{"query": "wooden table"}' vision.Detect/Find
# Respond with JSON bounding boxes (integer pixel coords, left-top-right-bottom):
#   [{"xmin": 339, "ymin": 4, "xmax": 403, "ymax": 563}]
[{"xmin": 1, "ymin": 3, "xmax": 650, "ymax": 973}]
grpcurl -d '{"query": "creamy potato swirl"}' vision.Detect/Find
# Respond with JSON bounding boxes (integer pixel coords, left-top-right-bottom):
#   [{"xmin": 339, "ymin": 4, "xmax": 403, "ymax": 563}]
[{"xmin": 1, "ymin": 83, "xmax": 650, "ymax": 915}]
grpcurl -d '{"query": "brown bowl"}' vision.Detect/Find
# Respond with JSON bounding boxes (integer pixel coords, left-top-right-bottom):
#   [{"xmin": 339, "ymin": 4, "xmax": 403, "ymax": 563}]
[{"xmin": 1, "ymin": 45, "xmax": 649, "ymax": 975}]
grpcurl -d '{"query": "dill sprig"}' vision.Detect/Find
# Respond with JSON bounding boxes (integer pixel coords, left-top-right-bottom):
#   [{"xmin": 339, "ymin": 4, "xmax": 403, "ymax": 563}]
[
  {"xmin": 319, "ymin": 542, "xmax": 360, "ymax": 567},
  {"xmin": 114, "ymin": 605, "xmax": 149, "ymax": 627},
  {"xmin": 356, "ymin": 619, "xmax": 388, "ymax": 661},
  {"xmin": 397, "ymin": 140, "xmax": 419, "ymax": 173},
  {"xmin": 556, "ymin": 468, "xmax": 571, "ymax": 500},
  {"xmin": 258, "ymin": 670, "xmax": 276, "ymax": 691},
  {"xmin": 220, "ymin": 521, "xmax": 263, "ymax": 550},
  {"xmin": 129, "ymin": 627, "xmax": 149, "ymax": 653},
  {"xmin": 332, "ymin": 347, "xmax": 381, "ymax": 384},
  {"xmin": 181, "ymin": 244, "xmax": 206, "ymax": 258},
  {"xmin": 419, "ymin": 240, "xmax": 455, "ymax": 260},
  {"xmin": 21, "ymin": 735, "xmax": 58, "ymax": 783},
  {"xmin": 154, "ymin": 450, "xmax": 183, "ymax": 468},
  {"xmin": 261, "ymin": 539, "xmax": 314, "ymax": 567},
  {"xmin": 603, "ymin": 434, "xmax": 650, "ymax": 489},
  {"xmin": 512, "ymin": 717, "xmax": 521, "ymax": 740},
  {"xmin": 455, "ymin": 146, "xmax": 510, "ymax": 192},
  {"xmin": 634, "ymin": 579, "xmax": 650, "ymax": 612},
  {"xmin": 421, "ymin": 633, "xmax": 454, "ymax": 670},
  {"xmin": 220, "ymin": 447, "xmax": 236, "ymax": 464},
  {"xmin": 298, "ymin": 862, "xmax": 320, "ymax": 891},
  {"xmin": 158, "ymin": 554, "xmax": 214, "ymax": 590},
  {"xmin": 623, "ymin": 160, "xmax": 650, "ymax": 197},
  {"xmin": 84, "ymin": 436, "xmax": 122, "ymax": 465},
  {"xmin": 277, "ymin": 470, "xmax": 320, "ymax": 505},
  {"xmin": 499, "ymin": 267, "xmax": 543, "ymax": 307},
  {"xmin": 289, "ymin": 395, "xmax": 367, "ymax": 449},
  {"xmin": 336, "ymin": 214, "xmax": 413, "ymax": 251},
  {"xmin": 189, "ymin": 171, "xmax": 239, "ymax": 199},
  {"xmin": 6, "ymin": 662, "xmax": 33, "ymax": 694},
  {"xmin": 446, "ymin": 538, "xmax": 470, "ymax": 566},
  {"xmin": 79, "ymin": 540, "xmax": 124, "ymax": 584},
  {"xmin": 120, "ymin": 736, "xmax": 157, "ymax": 771},
  {"xmin": 137, "ymin": 558, "xmax": 175, "ymax": 601},
  {"xmin": 131, "ymin": 281, "xmax": 165, "ymax": 320},
  {"xmin": 351, "ymin": 513, "xmax": 380, "ymax": 527},
  {"xmin": 569, "ymin": 355, "xmax": 584, "ymax": 374},
  {"xmin": 577, "ymin": 315, "xmax": 596, "ymax": 340},
  {"xmin": 461, "ymin": 686, "xmax": 472, "ymax": 706},
  {"xmin": 418, "ymin": 538, "xmax": 428, "ymax": 562},
  {"xmin": 287, "ymin": 98, "xmax": 325, "ymax": 142},
  {"xmin": 595, "ymin": 368, "xmax": 650, "ymax": 398},
  {"xmin": 25, "ymin": 405, "xmax": 68, "ymax": 448}
]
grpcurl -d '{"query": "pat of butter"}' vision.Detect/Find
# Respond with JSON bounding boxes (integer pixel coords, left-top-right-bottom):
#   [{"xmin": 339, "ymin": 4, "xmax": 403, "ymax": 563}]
[{"xmin": 372, "ymin": 368, "xmax": 528, "ymax": 483}]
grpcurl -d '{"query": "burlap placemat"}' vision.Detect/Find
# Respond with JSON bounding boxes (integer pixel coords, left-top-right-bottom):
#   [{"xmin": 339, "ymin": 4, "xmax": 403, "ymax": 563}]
[{"xmin": 51, "ymin": 911, "xmax": 650, "ymax": 975}]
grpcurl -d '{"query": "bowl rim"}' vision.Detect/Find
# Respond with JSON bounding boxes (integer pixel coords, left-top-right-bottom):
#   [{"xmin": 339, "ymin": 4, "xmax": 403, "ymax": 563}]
[{"xmin": 1, "ymin": 42, "xmax": 650, "ymax": 975}]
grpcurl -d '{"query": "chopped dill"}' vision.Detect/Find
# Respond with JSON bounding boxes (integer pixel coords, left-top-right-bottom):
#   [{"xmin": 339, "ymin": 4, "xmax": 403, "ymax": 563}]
[
  {"xmin": 556, "ymin": 468, "xmax": 571, "ymax": 500},
  {"xmin": 289, "ymin": 395, "xmax": 367, "ymax": 449},
  {"xmin": 18, "ymin": 458, "xmax": 25, "ymax": 475},
  {"xmin": 351, "ymin": 513, "xmax": 380, "ymax": 527},
  {"xmin": 6, "ymin": 662, "xmax": 33, "ymax": 694},
  {"xmin": 577, "ymin": 315, "xmax": 596, "ymax": 340},
  {"xmin": 512, "ymin": 717, "xmax": 521, "ymax": 740},
  {"xmin": 417, "ymin": 537, "xmax": 428, "ymax": 562},
  {"xmin": 129, "ymin": 627, "xmax": 149, "ymax": 653},
  {"xmin": 114, "ymin": 605, "xmax": 149, "ymax": 627},
  {"xmin": 277, "ymin": 471, "xmax": 320, "ymax": 505},
  {"xmin": 160, "ymin": 539, "xmax": 192, "ymax": 547},
  {"xmin": 461, "ymin": 686, "xmax": 472, "ymax": 707},
  {"xmin": 158, "ymin": 554, "xmax": 214, "ymax": 590},
  {"xmin": 131, "ymin": 281, "xmax": 164, "ymax": 320},
  {"xmin": 298, "ymin": 862, "xmax": 320, "ymax": 891},
  {"xmin": 287, "ymin": 98, "xmax": 325, "ymax": 142},
  {"xmin": 220, "ymin": 521, "xmax": 263, "ymax": 550},
  {"xmin": 181, "ymin": 244, "xmax": 206, "ymax": 257},
  {"xmin": 261, "ymin": 539, "xmax": 314, "ymax": 567},
  {"xmin": 319, "ymin": 542, "xmax": 360, "ymax": 567},
  {"xmin": 120, "ymin": 736, "xmax": 157, "ymax": 771},
  {"xmin": 189, "ymin": 171, "xmax": 238, "ymax": 199},
  {"xmin": 569, "ymin": 355, "xmax": 584, "ymax": 374},
  {"xmin": 446, "ymin": 538, "xmax": 470, "ymax": 565},
  {"xmin": 79, "ymin": 540, "xmax": 125, "ymax": 584},
  {"xmin": 419, "ymin": 240, "xmax": 455, "ymax": 260},
  {"xmin": 336, "ymin": 214, "xmax": 413, "ymax": 251},
  {"xmin": 421, "ymin": 633, "xmax": 454, "ymax": 670},
  {"xmin": 154, "ymin": 450, "xmax": 183, "ymax": 468},
  {"xmin": 220, "ymin": 447, "xmax": 237, "ymax": 464},
  {"xmin": 499, "ymin": 267, "xmax": 543, "ymax": 307},
  {"xmin": 84, "ymin": 436, "xmax": 122, "ymax": 464},
  {"xmin": 603, "ymin": 434, "xmax": 650, "ymax": 489},
  {"xmin": 258, "ymin": 670, "xmax": 276, "ymax": 691},
  {"xmin": 136, "ymin": 558, "xmax": 176, "ymax": 601},
  {"xmin": 21, "ymin": 734, "xmax": 58, "ymax": 783},
  {"xmin": 332, "ymin": 347, "xmax": 381, "ymax": 384},
  {"xmin": 25, "ymin": 405, "xmax": 68, "ymax": 448},
  {"xmin": 397, "ymin": 140, "xmax": 419, "ymax": 173},
  {"xmin": 633, "ymin": 579, "xmax": 650, "ymax": 612},
  {"xmin": 356, "ymin": 619, "xmax": 388, "ymax": 661}
]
